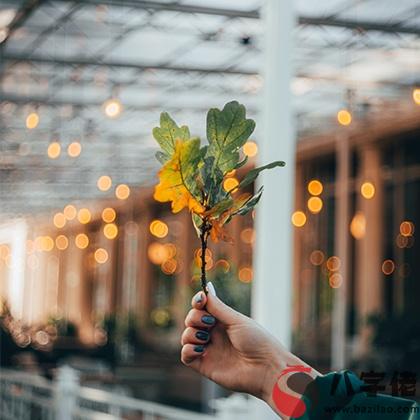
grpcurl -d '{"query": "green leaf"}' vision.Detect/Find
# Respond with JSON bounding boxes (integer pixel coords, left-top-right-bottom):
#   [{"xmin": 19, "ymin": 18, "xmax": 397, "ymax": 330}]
[
  {"xmin": 155, "ymin": 151, "xmax": 168, "ymax": 164},
  {"xmin": 239, "ymin": 161, "xmax": 285, "ymax": 189},
  {"xmin": 234, "ymin": 155, "xmax": 248, "ymax": 170},
  {"xmin": 153, "ymin": 112, "xmax": 190, "ymax": 162},
  {"xmin": 237, "ymin": 186, "xmax": 263, "ymax": 215},
  {"xmin": 191, "ymin": 213, "xmax": 203, "ymax": 238},
  {"xmin": 206, "ymin": 101, "xmax": 255, "ymax": 174}
]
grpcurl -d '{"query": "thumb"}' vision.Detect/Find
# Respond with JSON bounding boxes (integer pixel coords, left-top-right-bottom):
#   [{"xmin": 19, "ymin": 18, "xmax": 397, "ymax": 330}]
[{"xmin": 205, "ymin": 282, "xmax": 244, "ymax": 326}]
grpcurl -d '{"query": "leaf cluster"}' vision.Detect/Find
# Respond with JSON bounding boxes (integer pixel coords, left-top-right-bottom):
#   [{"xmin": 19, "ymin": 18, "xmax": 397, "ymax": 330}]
[{"xmin": 153, "ymin": 101, "xmax": 285, "ymax": 242}]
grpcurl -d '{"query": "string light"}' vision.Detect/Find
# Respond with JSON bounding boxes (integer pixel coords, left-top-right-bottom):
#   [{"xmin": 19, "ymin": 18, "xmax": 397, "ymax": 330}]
[
  {"xmin": 361, "ymin": 182, "xmax": 375, "ymax": 199},
  {"xmin": 307, "ymin": 180, "xmax": 323, "ymax": 196},
  {"xmin": 63, "ymin": 204, "xmax": 77, "ymax": 220},
  {"xmin": 40, "ymin": 236, "xmax": 54, "ymax": 252},
  {"xmin": 68, "ymin": 141, "xmax": 82, "ymax": 157},
  {"xmin": 103, "ymin": 98, "xmax": 122, "ymax": 118},
  {"xmin": 102, "ymin": 208, "xmax": 116, "ymax": 223},
  {"xmin": 150, "ymin": 220, "xmax": 168, "ymax": 238},
  {"xmin": 55, "ymin": 235, "xmax": 68, "ymax": 250},
  {"xmin": 26, "ymin": 112, "xmax": 39, "ymax": 129},
  {"xmin": 412, "ymin": 88, "xmax": 420, "ymax": 105},
  {"xmin": 75, "ymin": 233, "xmax": 89, "ymax": 249},
  {"xmin": 53, "ymin": 212, "xmax": 66, "ymax": 228},
  {"xmin": 47, "ymin": 142, "xmax": 61, "ymax": 159},
  {"xmin": 337, "ymin": 109, "xmax": 352, "ymax": 126},
  {"xmin": 307, "ymin": 196, "xmax": 323, "ymax": 214},
  {"xmin": 115, "ymin": 184, "xmax": 130, "ymax": 200},
  {"xmin": 243, "ymin": 141, "xmax": 258, "ymax": 157},
  {"xmin": 97, "ymin": 175, "xmax": 112, "ymax": 191},
  {"xmin": 291, "ymin": 211, "xmax": 306, "ymax": 227}
]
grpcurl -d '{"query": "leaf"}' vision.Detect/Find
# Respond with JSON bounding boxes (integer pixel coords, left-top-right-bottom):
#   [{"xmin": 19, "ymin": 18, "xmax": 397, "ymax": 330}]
[
  {"xmin": 237, "ymin": 186, "xmax": 263, "ymax": 215},
  {"xmin": 234, "ymin": 155, "xmax": 248, "ymax": 170},
  {"xmin": 153, "ymin": 112, "xmax": 190, "ymax": 162},
  {"xmin": 239, "ymin": 160, "xmax": 285, "ymax": 189},
  {"xmin": 206, "ymin": 101, "xmax": 255, "ymax": 174},
  {"xmin": 191, "ymin": 213, "xmax": 203, "ymax": 238},
  {"xmin": 154, "ymin": 139, "xmax": 205, "ymax": 214},
  {"xmin": 155, "ymin": 151, "xmax": 168, "ymax": 164}
]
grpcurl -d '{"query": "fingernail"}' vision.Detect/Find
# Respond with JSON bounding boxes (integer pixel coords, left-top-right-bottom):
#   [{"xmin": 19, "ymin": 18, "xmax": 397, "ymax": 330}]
[
  {"xmin": 194, "ymin": 292, "xmax": 203, "ymax": 304},
  {"xmin": 195, "ymin": 330, "xmax": 209, "ymax": 341},
  {"xmin": 207, "ymin": 281, "xmax": 216, "ymax": 296},
  {"xmin": 194, "ymin": 345, "xmax": 205, "ymax": 353},
  {"xmin": 201, "ymin": 315, "xmax": 215, "ymax": 325}
]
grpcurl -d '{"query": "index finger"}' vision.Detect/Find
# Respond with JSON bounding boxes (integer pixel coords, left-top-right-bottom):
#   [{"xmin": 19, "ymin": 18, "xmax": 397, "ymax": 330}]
[{"xmin": 191, "ymin": 290, "xmax": 207, "ymax": 310}]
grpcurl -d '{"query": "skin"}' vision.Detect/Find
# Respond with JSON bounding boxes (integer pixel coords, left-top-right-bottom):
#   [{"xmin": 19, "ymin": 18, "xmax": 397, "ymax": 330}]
[{"xmin": 181, "ymin": 288, "xmax": 321, "ymax": 418}]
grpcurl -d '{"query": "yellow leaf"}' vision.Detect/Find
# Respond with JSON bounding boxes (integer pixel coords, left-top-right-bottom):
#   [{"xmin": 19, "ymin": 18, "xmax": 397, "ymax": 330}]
[{"xmin": 154, "ymin": 139, "xmax": 205, "ymax": 214}]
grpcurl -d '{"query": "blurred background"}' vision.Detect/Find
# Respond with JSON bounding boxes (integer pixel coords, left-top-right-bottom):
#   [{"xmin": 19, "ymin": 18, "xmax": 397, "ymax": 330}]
[{"xmin": 0, "ymin": 0, "xmax": 419, "ymax": 419}]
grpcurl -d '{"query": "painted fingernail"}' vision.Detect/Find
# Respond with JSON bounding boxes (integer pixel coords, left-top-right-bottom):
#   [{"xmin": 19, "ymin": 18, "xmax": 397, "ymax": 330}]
[
  {"xmin": 194, "ymin": 345, "xmax": 205, "ymax": 353},
  {"xmin": 201, "ymin": 315, "xmax": 215, "ymax": 325},
  {"xmin": 195, "ymin": 330, "xmax": 209, "ymax": 341},
  {"xmin": 194, "ymin": 292, "xmax": 203, "ymax": 304},
  {"xmin": 207, "ymin": 281, "xmax": 216, "ymax": 296}
]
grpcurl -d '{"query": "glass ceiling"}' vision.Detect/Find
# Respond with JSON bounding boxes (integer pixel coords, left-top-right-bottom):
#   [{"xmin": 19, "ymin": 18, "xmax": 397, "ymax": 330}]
[{"xmin": 0, "ymin": 0, "xmax": 419, "ymax": 216}]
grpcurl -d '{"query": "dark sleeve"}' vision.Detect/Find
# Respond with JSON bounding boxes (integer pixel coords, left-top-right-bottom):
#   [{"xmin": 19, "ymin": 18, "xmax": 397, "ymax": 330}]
[{"xmin": 292, "ymin": 370, "xmax": 419, "ymax": 419}]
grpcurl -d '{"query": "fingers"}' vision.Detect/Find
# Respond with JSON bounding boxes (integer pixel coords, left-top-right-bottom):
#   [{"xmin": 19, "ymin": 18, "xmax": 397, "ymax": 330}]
[
  {"xmin": 185, "ymin": 308, "xmax": 216, "ymax": 329},
  {"xmin": 191, "ymin": 290, "xmax": 207, "ymax": 310},
  {"xmin": 205, "ymin": 292, "xmax": 244, "ymax": 326},
  {"xmin": 181, "ymin": 327, "xmax": 210, "ymax": 346},
  {"xmin": 181, "ymin": 343, "xmax": 206, "ymax": 365}
]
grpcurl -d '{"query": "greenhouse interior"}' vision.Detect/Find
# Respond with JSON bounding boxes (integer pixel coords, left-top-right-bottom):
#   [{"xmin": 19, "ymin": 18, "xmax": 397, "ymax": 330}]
[{"xmin": 0, "ymin": 0, "xmax": 419, "ymax": 419}]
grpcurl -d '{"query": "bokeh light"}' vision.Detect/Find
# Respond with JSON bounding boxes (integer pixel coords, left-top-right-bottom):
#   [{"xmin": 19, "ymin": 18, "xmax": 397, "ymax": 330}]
[
  {"xmin": 240, "ymin": 228, "xmax": 255, "ymax": 244},
  {"xmin": 103, "ymin": 223, "xmax": 118, "ymax": 240},
  {"xmin": 307, "ymin": 196, "xmax": 323, "ymax": 214},
  {"xmin": 361, "ymin": 182, "xmax": 375, "ymax": 199},
  {"xmin": 103, "ymin": 98, "xmax": 122, "ymax": 118},
  {"xmin": 53, "ymin": 212, "xmax": 66, "ymax": 229},
  {"xmin": 47, "ymin": 142, "xmax": 61, "ymax": 159},
  {"xmin": 413, "ymin": 88, "xmax": 420, "ymax": 105},
  {"xmin": 150, "ymin": 220, "xmax": 168, "ymax": 238},
  {"xmin": 75, "ymin": 233, "xmax": 89, "ymax": 249},
  {"xmin": 309, "ymin": 250, "xmax": 324, "ymax": 266},
  {"xmin": 40, "ymin": 236, "xmax": 54, "ymax": 252},
  {"xmin": 350, "ymin": 211, "xmax": 366, "ymax": 239},
  {"xmin": 337, "ymin": 109, "xmax": 352, "ymax": 126},
  {"xmin": 26, "ymin": 112, "xmax": 39, "ymax": 129},
  {"xmin": 238, "ymin": 266, "xmax": 253, "ymax": 283},
  {"xmin": 307, "ymin": 179, "xmax": 323, "ymax": 196},
  {"xmin": 291, "ymin": 211, "xmax": 306, "ymax": 227},
  {"xmin": 243, "ymin": 141, "xmax": 258, "ymax": 157},
  {"xmin": 63, "ymin": 204, "xmax": 77, "ymax": 220},
  {"xmin": 382, "ymin": 259, "xmax": 395, "ymax": 275},
  {"xmin": 400, "ymin": 221, "xmax": 414, "ymax": 237},
  {"xmin": 223, "ymin": 177, "xmax": 239, "ymax": 192},
  {"xmin": 94, "ymin": 248, "xmax": 109, "ymax": 264},
  {"xmin": 148, "ymin": 242, "xmax": 167, "ymax": 264},
  {"xmin": 77, "ymin": 208, "xmax": 91, "ymax": 224},
  {"xmin": 329, "ymin": 273, "xmax": 343, "ymax": 288},
  {"xmin": 115, "ymin": 184, "xmax": 130, "ymax": 200},
  {"xmin": 97, "ymin": 175, "xmax": 112, "ymax": 192},
  {"xmin": 67, "ymin": 141, "xmax": 82, "ymax": 157},
  {"xmin": 55, "ymin": 235, "xmax": 68, "ymax": 250},
  {"xmin": 161, "ymin": 259, "xmax": 177, "ymax": 275},
  {"xmin": 102, "ymin": 207, "xmax": 116, "ymax": 223},
  {"xmin": 326, "ymin": 256, "xmax": 341, "ymax": 272}
]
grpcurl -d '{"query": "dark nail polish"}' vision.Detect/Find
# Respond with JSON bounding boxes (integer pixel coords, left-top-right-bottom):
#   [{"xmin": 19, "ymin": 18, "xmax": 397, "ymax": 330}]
[
  {"xmin": 195, "ymin": 330, "xmax": 209, "ymax": 341},
  {"xmin": 194, "ymin": 293, "xmax": 203, "ymax": 304},
  {"xmin": 201, "ymin": 315, "xmax": 215, "ymax": 325},
  {"xmin": 194, "ymin": 345, "xmax": 205, "ymax": 353}
]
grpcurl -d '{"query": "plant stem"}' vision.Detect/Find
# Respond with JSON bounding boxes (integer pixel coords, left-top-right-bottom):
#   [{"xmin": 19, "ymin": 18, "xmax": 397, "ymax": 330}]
[{"xmin": 200, "ymin": 220, "xmax": 209, "ymax": 293}]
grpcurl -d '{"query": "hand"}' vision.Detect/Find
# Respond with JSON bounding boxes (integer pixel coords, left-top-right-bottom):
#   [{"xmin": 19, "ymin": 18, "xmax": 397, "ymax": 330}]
[{"xmin": 180, "ymin": 283, "xmax": 308, "ymax": 409}]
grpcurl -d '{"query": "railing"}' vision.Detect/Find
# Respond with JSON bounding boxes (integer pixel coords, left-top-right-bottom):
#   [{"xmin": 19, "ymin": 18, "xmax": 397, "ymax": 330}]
[{"xmin": 0, "ymin": 367, "xmax": 251, "ymax": 420}]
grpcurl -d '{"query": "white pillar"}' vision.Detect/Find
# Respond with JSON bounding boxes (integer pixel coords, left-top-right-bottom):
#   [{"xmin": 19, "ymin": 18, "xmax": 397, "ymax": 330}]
[{"xmin": 253, "ymin": 0, "xmax": 295, "ymax": 417}]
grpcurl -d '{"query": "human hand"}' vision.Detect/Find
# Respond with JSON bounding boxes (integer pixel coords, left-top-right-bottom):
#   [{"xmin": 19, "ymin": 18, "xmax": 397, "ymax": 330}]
[{"xmin": 180, "ymin": 283, "xmax": 309, "ymax": 409}]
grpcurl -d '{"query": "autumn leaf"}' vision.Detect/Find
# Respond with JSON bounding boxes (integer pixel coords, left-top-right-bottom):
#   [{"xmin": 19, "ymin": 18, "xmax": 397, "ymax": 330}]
[{"xmin": 154, "ymin": 139, "xmax": 205, "ymax": 214}]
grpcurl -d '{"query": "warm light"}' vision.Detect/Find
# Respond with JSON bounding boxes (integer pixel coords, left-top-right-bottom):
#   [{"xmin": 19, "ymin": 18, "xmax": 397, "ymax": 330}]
[
  {"xmin": 67, "ymin": 141, "xmax": 82, "ymax": 157},
  {"xmin": 291, "ymin": 211, "xmax": 306, "ymax": 227},
  {"xmin": 163, "ymin": 243, "xmax": 177, "ymax": 259},
  {"xmin": 55, "ymin": 235, "xmax": 68, "ymax": 251},
  {"xmin": 329, "ymin": 273, "xmax": 343, "ymax": 288},
  {"xmin": 94, "ymin": 248, "xmax": 108, "ymax": 264},
  {"xmin": 308, "ymin": 180, "xmax": 323, "ymax": 196},
  {"xmin": 97, "ymin": 175, "xmax": 112, "ymax": 192},
  {"xmin": 361, "ymin": 182, "xmax": 375, "ymax": 199},
  {"xmin": 151, "ymin": 308, "xmax": 170, "ymax": 327},
  {"xmin": 215, "ymin": 259, "xmax": 230, "ymax": 273},
  {"xmin": 382, "ymin": 259, "xmax": 395, "ymax": 275},
  {"xmin": 53, "ymin": 212, "xmax": 66, "ymax": 229},
  {"xmin": 240, "ymin": 228, "xmax": 255, "ymax": 244},
  {"xmin": 225, "ymin": 169, "xmax": 236, "ymax": 177},
  {"xmin": 307, "ymin": 196, "xmax": 323, "ymax": 214},
  {"xmin": 47, "ymin": 142, "xmax": 61, "ymax": 159},
  {"xmin": 150, "ymin": 220, "xmax": 168, "ymax": 238},
  {"xmin": 103, "ymin": 98, "xmax": 122, "ymax": 118},
  {"xmin": 243, "ymin": 141, "xmax": 258, "ymax": 157},
  {"xmin": 161, "ymin": 259, "xmax": 177, "ymax": 275},
  {"xmin": 337, "ymin": 109, "xmax": 352, "ymax": 126},
  {"xmin": 400, "ymin": 221, "xmax": 414, "ymax": 237},
  {"xmin": 75, "ymin": 233, "xmax": 89, "ymax": 249},
  {"xmin": 102, "ymin": 208, "xmax": 116, "ymax": 223},
  {"xmin": 63, "ymin": 204, "xmax": 77, "ymax": 220},
  {"xmin": 326, "ymin": 256, "xmax": 341, "ymax": 272},
  {"xmin": 77, "ymin": 208, "xmax": 91, "ymax": 224},
  {"xmin": 239, "ymin": 266, "xmax": 253, "ymax": 283},
  {"xmin": 350, "ymin": 211, "xmax": 366, "ymax": 240},
  {"xmin": 26, "ymin": 112, "xmax": 39, "ymax": 129},
  {"xmin": 40, "ymin": 236, "xmax": 54, "ymax": 252},
  {"xmin": 115, "ymin": 184, "xmax": 130, "ymax": 200},
  {"xmin": 309, "ymin": 250, "xmax": 324, "ymax": 266},
  {"xmin": 148, "ymin": 242, "xmax": 167, "ymax": 264},
  {"xmin": 103, "ymin": 223, "xmax": 118, "ymax": 240},
  {"xmin": 413, "ymin": 88, "xmax": 420, "ymax": 105},
  {"xmin": 223, "ymin": 177, "xmax": 239, "ymax": 193}
]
